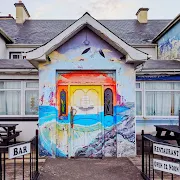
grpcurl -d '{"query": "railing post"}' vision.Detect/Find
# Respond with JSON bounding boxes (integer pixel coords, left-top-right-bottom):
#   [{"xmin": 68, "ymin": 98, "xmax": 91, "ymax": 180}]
[
  {"xmin": 142, "ymin": 130, "xmax": 144, "ymax": 174},
  {"xmin": 179, "ymin": 110, "xmax": 180, "ymax": 128},
  {"xmin": 36, "ymin": 129, "xmax": 38, "ymax": 174},
  {"xmin": 0, "ymin": 152, "xmax": 2, "ymax": 180}
]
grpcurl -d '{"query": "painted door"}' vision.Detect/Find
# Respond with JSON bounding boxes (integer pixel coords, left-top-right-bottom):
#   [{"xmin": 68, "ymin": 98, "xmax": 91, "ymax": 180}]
[{"xmin": 70, "ymin": 85, "xmax": 103, "ymax": 157}]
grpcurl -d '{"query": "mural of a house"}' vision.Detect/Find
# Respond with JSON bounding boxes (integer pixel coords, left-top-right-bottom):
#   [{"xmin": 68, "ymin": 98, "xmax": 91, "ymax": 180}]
[{"xmin": 0, "ymin": 1, "xmax": 179, "ymax": 158}]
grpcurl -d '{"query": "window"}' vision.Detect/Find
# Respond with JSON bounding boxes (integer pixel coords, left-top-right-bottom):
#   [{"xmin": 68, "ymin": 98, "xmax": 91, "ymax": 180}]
[
  {"xmin": 60, "ymin": 90, "xmax": 67, "ymax": 115},
  {"xmin": 0, "ymin": 81, "xmax": 21, "ymax": 115},
  {"xmin": 25, "ymin": 82, "xmax": 39, "ymax": 115},
  {"xmin": 10, "ymin": 52, "xmax": 22, "ymax": 59},
  {"xmin": 0, "ymin": 81, "xmax": 38, "ymax": 116},
  {"xmin": 104, "ymin": 88, "xmax": 113, "ymax": 116},
  {"xmin": 136, "ymin": 81, "xmax": 180, "ymax": 117},
  {"xmin": 145, "ymin": 82, "xmax": 180, "ymax": 116}
]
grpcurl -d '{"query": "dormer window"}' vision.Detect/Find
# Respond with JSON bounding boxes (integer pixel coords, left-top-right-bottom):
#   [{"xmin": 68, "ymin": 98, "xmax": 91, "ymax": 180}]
[{"xmin": 10, "ymin": 52, "xmax": 22, "ymax": 59}]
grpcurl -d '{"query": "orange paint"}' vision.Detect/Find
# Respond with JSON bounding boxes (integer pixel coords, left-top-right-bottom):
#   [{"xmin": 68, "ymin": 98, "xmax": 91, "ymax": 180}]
[{"xmin": 57, "ymin": 71, "xmax": 116, "ymax": 85}]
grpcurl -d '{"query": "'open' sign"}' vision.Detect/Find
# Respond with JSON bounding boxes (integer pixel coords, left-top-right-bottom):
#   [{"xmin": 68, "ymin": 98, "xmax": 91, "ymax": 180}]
[{"xmin": 8, "ymin": 143, "xmax": 31, "ymax": 159}]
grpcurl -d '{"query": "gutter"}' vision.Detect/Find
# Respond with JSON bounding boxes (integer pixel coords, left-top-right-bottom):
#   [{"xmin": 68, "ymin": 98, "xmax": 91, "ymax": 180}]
[
  {"xmin": 0, "ymin": 69, "xmax": 38, "ymax": 72},
  {"xmin": 136, "ymin": 70, "xmax": 180, "ymax": 75},
  {"xmin": 6, "ymin": 44, "xmax": 42, "ymax": 48},
  {"xmin": 152, "ymin": 14, "xmax": 180, "ymax": 43},
  {"xmin": 132, "ymin": 44, "xmax": 157, "ymax": 48},
  {"xmin": 0, "ymin": 29, "xmax": 14, "ymax": 43}
]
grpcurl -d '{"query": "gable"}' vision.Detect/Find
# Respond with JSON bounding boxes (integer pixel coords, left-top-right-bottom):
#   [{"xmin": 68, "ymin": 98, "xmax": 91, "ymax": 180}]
[
  {"xmin": 48, "ymin": 27, "xmax": 124, "ymax": 65},
  {"xmin": 24, "ymin": 13, "xmax": 149, "ymax": 68},
  {"xmin": 158, "ymin": 22, "xmax": 180, "ymax": 60}
]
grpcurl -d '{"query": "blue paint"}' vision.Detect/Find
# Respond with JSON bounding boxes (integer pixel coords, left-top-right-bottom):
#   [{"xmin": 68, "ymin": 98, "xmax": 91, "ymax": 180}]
[
  {"xmin": 158, "ymin": 22, "xmax": 180, "ymax": 59},
  {"xmin": 136, "ymin": 75, "xmax": 180, "ymax": 81},
  {"xmin": 40, "ymin": 105, "xmax": 129, "ymax": 127}
]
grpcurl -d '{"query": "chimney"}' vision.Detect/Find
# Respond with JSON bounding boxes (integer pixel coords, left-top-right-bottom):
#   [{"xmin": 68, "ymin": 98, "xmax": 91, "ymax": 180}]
[
  {"xmin": 136, "ymin": 8, "xmax": 149, "ymax": 23},
  {"xmin": 14, "ymin": 1, "xmax": 30, "ymax": 24}
]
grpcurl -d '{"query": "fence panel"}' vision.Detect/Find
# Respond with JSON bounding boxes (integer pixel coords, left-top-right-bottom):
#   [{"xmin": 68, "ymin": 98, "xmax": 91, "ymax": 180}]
[
  {"xmin": 141, "ymin": 130, "xmax": 180, "ymax": 180},
  {"xmin": 0, "ymin": 130, "xmax": 39, "ymax": 180}
]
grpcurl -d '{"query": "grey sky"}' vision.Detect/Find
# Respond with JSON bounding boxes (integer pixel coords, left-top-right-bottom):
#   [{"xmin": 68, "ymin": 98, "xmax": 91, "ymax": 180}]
[{"xmin": 1, "ymin": 0, "xmax": 180, "ymax": 20}]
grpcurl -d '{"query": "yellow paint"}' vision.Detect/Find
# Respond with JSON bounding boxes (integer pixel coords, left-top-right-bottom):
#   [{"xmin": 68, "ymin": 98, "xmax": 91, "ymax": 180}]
[
  {"xmin": 70, "ymin": 85, "xmax": 103, "ymax": 106},
  {"xmin": 49, "ymin": 51, "xmax": 68, "ymax": 61}
]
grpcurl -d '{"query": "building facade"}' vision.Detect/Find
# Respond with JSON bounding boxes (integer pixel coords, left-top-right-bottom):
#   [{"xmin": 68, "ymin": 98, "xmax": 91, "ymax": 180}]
[{"xmin": 0, "ymin": 1, "xmax": 179, "ymax": 157}]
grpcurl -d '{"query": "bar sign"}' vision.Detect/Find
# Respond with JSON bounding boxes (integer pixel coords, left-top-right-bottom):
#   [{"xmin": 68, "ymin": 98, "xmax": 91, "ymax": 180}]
[{"xmin": 8, "ymin": 143, "xmax": 31, "ymax": 159}]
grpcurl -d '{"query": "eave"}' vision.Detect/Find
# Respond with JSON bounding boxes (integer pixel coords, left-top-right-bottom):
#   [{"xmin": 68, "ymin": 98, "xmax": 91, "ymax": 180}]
[{"xmin": 0, "ymin": 28, "xmax": 14, "ymax": 43}]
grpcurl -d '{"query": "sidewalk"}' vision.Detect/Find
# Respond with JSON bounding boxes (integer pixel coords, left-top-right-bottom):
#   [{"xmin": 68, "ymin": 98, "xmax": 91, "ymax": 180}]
[{"xmin": 38, "ymin": 157, "xmax": 143, "ymax": 180}]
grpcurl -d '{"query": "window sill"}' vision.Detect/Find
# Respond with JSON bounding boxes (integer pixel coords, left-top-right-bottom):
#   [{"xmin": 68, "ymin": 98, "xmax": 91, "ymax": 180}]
[
  {"xmin": 136, "ymin": 116, "xmax": 179, "ymax": 120},
  {"xmin": 0, "ymin": 117, "xmax": 38, "ymax": 121}
]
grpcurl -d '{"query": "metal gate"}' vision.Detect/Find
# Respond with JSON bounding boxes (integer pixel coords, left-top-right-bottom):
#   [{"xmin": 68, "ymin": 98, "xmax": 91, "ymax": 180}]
[{"xmin": 0, "ymin": 130, "xmax": 39, "ymax": 180}]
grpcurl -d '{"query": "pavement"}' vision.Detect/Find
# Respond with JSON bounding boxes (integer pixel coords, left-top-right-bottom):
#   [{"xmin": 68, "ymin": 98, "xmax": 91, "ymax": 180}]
[{"xmin": 38, "ymin": 157, "xmax": 143, "ymax": 180}]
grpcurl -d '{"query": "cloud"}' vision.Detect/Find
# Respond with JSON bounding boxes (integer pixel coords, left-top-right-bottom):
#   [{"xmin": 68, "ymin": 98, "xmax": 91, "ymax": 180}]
[
  {"xmin": 33, "ymin": 1, "xmax": 56, "ymax": 18},
  {"xmin": 31, "ymin": 0, "xmax": 135, "ymax": 19},
  {"xmin": 86, "ymin": 0, "xmax": 135, "ymax": 19}
]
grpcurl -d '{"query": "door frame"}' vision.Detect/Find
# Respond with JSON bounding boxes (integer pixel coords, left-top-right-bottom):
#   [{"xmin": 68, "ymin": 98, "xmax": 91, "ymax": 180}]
[{"xmin": 56, "ymin": 71, "xmax": 116, "ymax": 158}]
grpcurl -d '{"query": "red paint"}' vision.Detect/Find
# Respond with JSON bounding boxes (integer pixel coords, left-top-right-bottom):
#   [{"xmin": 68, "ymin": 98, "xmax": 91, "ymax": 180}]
[{"xmin": 57, "ymin": 71, "xmax": 116, "ymax": 85}]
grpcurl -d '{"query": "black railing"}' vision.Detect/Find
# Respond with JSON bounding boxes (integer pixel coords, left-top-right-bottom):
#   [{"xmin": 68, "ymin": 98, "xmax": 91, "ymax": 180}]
[
  {"xmin": 141, "ymin": 130, "xmax": 180, "ymax": 180},
  {"xmin": 0, "ymin": 129, "xmax": 39, "ymax": 180}
]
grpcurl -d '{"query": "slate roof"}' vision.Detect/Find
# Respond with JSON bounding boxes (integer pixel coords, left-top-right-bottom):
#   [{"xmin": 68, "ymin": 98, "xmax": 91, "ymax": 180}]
[
  {"xmin": 0, "ymin": 59, "xmax": 35, "ymax": 69},
  {"xmin": 140, "ymin": 60, "xmax": 180, "ymax": 71},
  {"xmin": 0, "ymin": 19, "xmax": 171, "ymax": 45}
]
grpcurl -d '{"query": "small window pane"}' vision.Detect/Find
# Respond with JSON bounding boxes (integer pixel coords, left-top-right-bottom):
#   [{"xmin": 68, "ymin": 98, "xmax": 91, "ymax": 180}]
[
  {"xmin": 13, "ymin": 55, "xmax": 20, "ymax": 59},
  {"xmin": 26, "ymin": 82, "xmax": 39, "ymax": 88},
  {"xmin": 0, "ymin": 91, "xmax": 21, "ymax": 115},
  {"xmin": 146, "ymin": 82, "xmax": 173, "ymax": 90},
  {"xmin": 25, "ymin": 90, "xmax": 39, "ymax": 115},
  {"xmin": 174, "ymin": 83, "xmax": 180, "ymax": 90},
  {"xmin": 173, "ymin": 92, "xmax": 180, "ymax": 115},
  {"xmin": 104, "ymin": 88, "xmax": 113, "ymax": 116},
  {"xmin": 136, "ymin": 83, "xmax": 141, "ymax": 89},
  {"xmin": 60, "ymin": 90, "xmax": 66, "ymax": 115},
  {"xmin": 136, "ymin": 91, "xmax": 142, "ymax": 116},
  {"xmin": 146, "ymin": 91, "xmax": 171, "ymax": 116},
  {"xmin": 0, "ymin": 81, "xmax": 21, "ymax": 89}
]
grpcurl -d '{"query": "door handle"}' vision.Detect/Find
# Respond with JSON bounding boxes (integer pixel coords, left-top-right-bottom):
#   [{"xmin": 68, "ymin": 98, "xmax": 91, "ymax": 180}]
[{"xmin": 70, "ymin": 107, "xmax": 77, "ymax": 128}]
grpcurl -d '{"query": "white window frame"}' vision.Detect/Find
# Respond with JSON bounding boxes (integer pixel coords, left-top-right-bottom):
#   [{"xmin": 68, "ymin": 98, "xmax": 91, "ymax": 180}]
[
  {"xmin": 136, "ymin": 82, "xmax": 143, "ymax": 117},
  {"xmin": 10, "ymin": 52, "xmax": 22, "ymax": 59},
  {"xmin": 24, "ymin": 81, "xmax": 39, "ymax": 117},
  {"xmin": 136, "ymin": 81, "xmax": 180, "ymax": 118},
  {"xmin": 0, "ymin": 80, "xmax": 38, "ymax": 117}
]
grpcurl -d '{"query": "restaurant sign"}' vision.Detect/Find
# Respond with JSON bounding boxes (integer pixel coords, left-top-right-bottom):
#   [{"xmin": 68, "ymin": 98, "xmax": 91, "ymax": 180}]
[
  {"xmin": 153, "ymin": 143, "xmax": 180, "ymax": 159},
  {"xmin": 8, "ymin": 142, "xmax": 31, "ymax": 159},
  {"xmin": 153, "ymin": 159, "xmax": 180, "ymax": 176}
]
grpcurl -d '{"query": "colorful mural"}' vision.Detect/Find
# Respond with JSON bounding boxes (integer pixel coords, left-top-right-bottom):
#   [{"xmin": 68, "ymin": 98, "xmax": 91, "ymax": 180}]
[
  {"xmin": 158, "ymin": 22, "xmax": 180, "ymax": 60},
  {"xmin": 38, "ymin": 28, "xmax": 136, "ymax": 158}
]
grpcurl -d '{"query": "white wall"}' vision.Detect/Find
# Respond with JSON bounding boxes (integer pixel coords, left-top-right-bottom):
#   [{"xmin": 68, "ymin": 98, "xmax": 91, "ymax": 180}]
[
  {"xmin": 0, "ymin": 37, "xmax": 7, "ymax": 58},
  {"xmin": 0, "ymin": 121, "xmax": 37, "ymax": 141},
  {"xmin": 136, "ymin": 46, "xmax": 157, "ymax": 59}
]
